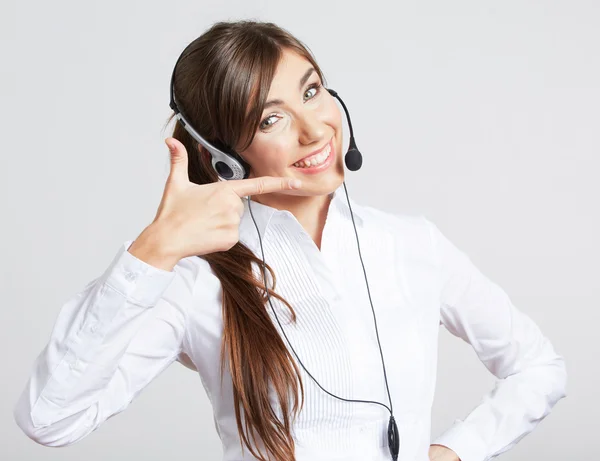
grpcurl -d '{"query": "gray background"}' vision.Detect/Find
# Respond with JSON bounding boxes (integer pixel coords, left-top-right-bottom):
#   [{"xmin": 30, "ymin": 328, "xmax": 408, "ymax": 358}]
[{"xmin": 2, "ymin": 0, "xmax": 597, "ymax": 459}]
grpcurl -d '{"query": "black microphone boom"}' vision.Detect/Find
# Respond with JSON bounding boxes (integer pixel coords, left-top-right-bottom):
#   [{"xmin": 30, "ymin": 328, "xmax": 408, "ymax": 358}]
[{"xmin": 327, "ymin": 88, "xmax": 363, "ymax": 171}]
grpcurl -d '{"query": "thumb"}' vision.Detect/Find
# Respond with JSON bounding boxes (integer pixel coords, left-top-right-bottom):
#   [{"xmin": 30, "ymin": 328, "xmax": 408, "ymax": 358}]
[{"xmin": 165, "ymin": 138, "xmax": 189, "ymax": 184}]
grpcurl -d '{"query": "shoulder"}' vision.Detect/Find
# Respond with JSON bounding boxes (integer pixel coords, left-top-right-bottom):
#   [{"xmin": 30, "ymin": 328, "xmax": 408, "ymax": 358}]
[
  {"xmin": 353, "ymin": 201, "xmax": 432, "ymax": 243},
  {"xmin": 348, "ymin": 201, "xmax": 438, "ymax": 268}
]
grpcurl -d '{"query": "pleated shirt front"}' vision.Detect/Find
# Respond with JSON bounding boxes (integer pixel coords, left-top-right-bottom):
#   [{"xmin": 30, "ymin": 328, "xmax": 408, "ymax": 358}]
[{"xmin": 14, "ymin": 182, "xmax": 567, "ymax": 461}]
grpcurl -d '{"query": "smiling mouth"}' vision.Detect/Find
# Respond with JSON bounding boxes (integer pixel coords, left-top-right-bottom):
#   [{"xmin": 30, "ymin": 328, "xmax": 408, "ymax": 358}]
[{"xmin": 291, "ymin": 138, "xmax": 333, "ymax": 168}]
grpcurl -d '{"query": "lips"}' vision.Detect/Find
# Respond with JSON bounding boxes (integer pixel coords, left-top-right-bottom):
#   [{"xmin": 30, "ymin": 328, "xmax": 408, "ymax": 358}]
[{"xmin": 290, "ymin": 138, "xmax": 333, "ymax": 166}]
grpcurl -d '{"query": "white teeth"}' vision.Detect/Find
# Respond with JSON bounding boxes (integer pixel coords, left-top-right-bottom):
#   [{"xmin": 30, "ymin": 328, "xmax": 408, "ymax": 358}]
[{"xmin": 294, "ymin": 144, "xmax": 331, "ymax": 168}]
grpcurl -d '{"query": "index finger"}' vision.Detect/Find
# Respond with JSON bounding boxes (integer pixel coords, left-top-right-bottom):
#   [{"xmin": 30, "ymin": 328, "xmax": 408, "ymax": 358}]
[{"xmin": 229, "ymin": 176, "xmax": 302, "ymax": 197}]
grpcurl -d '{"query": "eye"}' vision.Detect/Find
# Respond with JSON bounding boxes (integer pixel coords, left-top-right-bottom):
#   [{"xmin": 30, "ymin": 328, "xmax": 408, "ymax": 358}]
[
  {"xmin": 259, "ymin": 81, "xmax": 323, "ymax": 131},
  {"xmin": 259, "ymin": 114, "xmax": 279, "ymax": 131},
  {"xmin": 303, "ymin": 82, "xmax": 322, "ymax": 101}
]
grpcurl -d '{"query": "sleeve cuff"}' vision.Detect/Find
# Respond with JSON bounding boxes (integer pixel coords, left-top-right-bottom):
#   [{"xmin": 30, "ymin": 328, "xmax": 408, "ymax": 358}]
[
  {"xmin": 431, "ymin": 419, "xmax": 489, "ymax": 461},
  {"xmin": 101, "ymin": 240, "xmax": 177, "ymax": 308}
]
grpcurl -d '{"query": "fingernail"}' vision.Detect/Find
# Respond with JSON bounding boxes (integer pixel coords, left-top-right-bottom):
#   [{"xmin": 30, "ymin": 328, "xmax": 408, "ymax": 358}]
[
  {"xmin": 165, "ymin": 140, "xmax": 174, "ymax": 152},
  {"xmin": 290, "ymin": 179, "xmax": 302, "ymax": 188}
]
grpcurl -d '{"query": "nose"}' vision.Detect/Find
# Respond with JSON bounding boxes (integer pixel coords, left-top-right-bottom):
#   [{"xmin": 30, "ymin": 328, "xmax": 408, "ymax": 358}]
[{"xmin": 297, "ymin": 111, "xmax": 327, "ymax": 145}]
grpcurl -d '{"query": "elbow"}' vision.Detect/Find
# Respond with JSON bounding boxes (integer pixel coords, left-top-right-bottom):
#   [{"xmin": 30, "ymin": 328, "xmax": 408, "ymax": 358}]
[
  {"xmin": 541, "ymin": 353, "xmax": 568, "ymax": 421},
  {"xmin": 534, "ymin": 352, "xmax": 568, "ymax": 407},
  {"xmin": 510, "ymin": 348, "xmax": 568, "ymax": 414},
  {"xmin": 14, "ymin": 400, "xmax": 50, "ymax": 447},
  {"xmin": 553, "ymin": 353, "xmax": 568, "ymax": 401},
  {"xmin": 528, "ymin": 340, "xmax": 569, "ymax": 403},
  {"xmin": 13, "ymin": 390, "xmax": 84, "ymax": 448},
  {"xmin": 14, "ymin": 402, "xmax": 60, "ymax": 447}
]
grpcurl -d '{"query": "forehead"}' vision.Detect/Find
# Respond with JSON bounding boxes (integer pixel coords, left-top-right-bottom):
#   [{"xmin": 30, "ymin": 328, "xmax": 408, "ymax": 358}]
[
  {"xmin": 269, "ymin": 49, "xmax": 313, "ymax": 92},
  {"xmin": 243, "ymin": 48, "xmax": 315, "ymax": 122}
]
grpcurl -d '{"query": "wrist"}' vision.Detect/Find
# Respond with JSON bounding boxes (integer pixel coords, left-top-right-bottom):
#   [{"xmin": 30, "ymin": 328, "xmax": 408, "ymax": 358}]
[{"xmin": 128, "ymin": 224, "xmax": 180, "ymax": 271}]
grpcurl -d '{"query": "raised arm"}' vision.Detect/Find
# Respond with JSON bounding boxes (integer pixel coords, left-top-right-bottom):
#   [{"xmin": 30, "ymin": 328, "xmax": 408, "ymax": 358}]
[
  {"xmin": 424, "ymin": 217, "xmax": 568, "ymax": 461},
  {"xmin": 13, "ymin": 136, "xmax": 301, "ymax": 448},
  {"xmin": 13, "ymin": 238, "xmax": 194, "ymax": 447}
]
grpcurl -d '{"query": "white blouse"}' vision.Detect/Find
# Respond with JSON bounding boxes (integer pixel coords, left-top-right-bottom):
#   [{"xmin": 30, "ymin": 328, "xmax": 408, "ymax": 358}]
[{"xmin": 13, "ymin": 182, "xmax": 567, "ymax": 461}]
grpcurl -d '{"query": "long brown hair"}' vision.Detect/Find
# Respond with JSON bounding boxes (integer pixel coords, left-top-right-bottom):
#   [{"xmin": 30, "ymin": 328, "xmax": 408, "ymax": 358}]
[{"xmin": 163, "ymin": 21, "xmax": 329, "ymax": 461}]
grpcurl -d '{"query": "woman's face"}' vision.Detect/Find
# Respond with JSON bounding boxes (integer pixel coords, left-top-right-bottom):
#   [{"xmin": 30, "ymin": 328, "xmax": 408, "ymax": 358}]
[{"xmin": 238, "ymin": 48, "xmax": 345, "ymax": 196}]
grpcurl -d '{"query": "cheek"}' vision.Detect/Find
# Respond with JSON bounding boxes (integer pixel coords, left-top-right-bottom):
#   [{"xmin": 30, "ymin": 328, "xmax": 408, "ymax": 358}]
[
  {"xmin": 327, "ymin": 101, "xmax": 344, "ymax": 156},
  {"xmin": 267, "ymin": 148, "xmax": 290, "ymax": 169},
  {"xmin": 247, "ymin": 142, "xmax": 290, "ymax": 171},
  {"xmin": 326, "ymin": 95, "xmax": 343, "ymax": 124}
]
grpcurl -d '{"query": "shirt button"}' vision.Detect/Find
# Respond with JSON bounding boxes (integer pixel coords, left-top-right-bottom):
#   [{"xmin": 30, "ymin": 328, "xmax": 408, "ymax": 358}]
[
  {"xmin": 124, "ymin": 271, "xmax": 137, "ymax": 282},
  {"xmin": 89, "ymin": 323, "xmax": 98, "ymax": 333},
  {"xmin": 69, "ymin": 359, "xmax": 80, "ymax": 370}
]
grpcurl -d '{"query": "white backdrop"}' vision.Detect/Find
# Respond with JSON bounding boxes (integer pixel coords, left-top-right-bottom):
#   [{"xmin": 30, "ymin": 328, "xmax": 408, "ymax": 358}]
[{"xmin": 2, "ymin": 1, "xmax": 597, "ymax": 460}]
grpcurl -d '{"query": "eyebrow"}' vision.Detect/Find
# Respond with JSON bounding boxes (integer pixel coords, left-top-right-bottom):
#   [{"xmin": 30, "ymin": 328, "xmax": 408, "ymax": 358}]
[{"xmin": 262, "ymin": 67, "xmax": 316, "ymax": 111}]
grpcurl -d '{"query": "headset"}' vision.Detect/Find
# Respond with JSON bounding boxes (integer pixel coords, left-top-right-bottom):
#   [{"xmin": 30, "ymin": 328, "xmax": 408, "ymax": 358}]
[{"xmin": 169, "ymin": 49, "xmax": 400, "ymax": 460}]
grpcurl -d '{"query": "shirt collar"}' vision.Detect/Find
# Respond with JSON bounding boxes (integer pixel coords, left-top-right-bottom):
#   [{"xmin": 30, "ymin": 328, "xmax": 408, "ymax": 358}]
[{"xmin": 240, "ymin": 182, "xmax": 365, "ymax": 242}]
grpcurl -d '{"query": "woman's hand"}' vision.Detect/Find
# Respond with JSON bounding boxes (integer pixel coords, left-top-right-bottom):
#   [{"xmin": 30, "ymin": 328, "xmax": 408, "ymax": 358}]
[
  {"xmin": 136, "ymin": 137, "xmax": 302, "ymax": 263},
  {"xmin": 429, "ymin": 444, "xmax": 460, "ymax": 461}
]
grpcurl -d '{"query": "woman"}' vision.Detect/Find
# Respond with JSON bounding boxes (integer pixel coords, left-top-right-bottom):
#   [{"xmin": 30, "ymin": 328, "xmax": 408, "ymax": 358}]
[{"xmin": 13, "ymin": 20, "xmax": 567, "ymax": 461}]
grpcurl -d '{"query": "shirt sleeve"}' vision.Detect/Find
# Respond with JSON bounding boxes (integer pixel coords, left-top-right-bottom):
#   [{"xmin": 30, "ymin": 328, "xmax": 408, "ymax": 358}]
[
  {"xmin": 13, "ymin": 239, "xmax": 193, "ymax": 447},
  {"xmin": 424, "ymin": 218, "xmax": 568, "ymax": 461}
]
